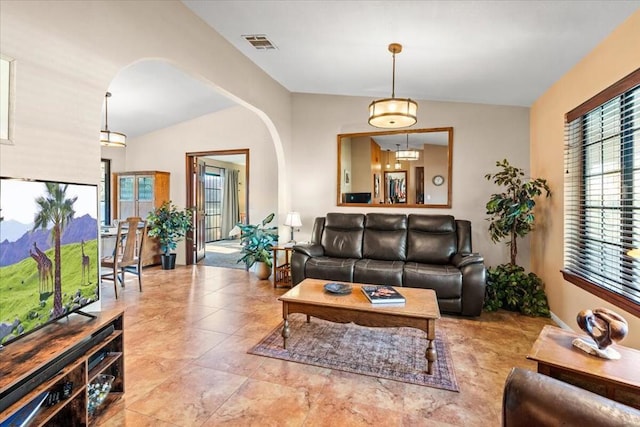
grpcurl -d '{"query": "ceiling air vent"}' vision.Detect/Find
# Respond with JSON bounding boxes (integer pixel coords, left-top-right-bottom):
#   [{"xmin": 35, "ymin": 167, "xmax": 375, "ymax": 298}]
[{"xmin": 242, "ymin": 34, "xmax": 277, "ymax": 50}]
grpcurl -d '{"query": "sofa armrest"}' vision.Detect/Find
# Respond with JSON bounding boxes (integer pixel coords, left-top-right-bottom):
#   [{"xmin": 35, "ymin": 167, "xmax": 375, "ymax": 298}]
[
  {"xmin": 503, "ymin": 368, "xmax": 640, "ymax": 426},
  {"xmin": 291, "ymin": 244, "xmax": 325, "ymax": 286},
  {"xmin": 452, "ymin": 252, "xmax": 484, "ymax": 269},
  {"xmin": 293, "ymin": 243, "xmax": 324, "ymax": 257},
  {"xmin": 451, "ymin": 253, "xmax": 486, "ymax": 316}
]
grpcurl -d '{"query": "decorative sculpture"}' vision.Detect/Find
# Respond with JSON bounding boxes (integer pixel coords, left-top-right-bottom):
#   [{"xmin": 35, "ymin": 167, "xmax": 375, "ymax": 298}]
[{"xmin": 573, "ymin": 308, "xmax": 628, "ymax": 360}]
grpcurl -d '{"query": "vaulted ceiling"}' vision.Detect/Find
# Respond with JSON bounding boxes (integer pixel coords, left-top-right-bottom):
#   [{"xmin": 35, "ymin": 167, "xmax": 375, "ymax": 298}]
[{"xmin": 105, "ymin": 1, "xmax": 640, "ymax": 140}]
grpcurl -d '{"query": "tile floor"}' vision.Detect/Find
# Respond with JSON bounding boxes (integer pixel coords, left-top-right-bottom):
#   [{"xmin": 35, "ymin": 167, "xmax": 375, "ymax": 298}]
[{"xmin": 97, "ymin": 265, "xmax": 555, "ymax": 426}]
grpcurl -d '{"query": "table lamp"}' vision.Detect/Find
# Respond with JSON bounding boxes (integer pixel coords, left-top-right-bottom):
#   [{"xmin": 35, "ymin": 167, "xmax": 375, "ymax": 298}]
[{"xmin": 284, "ymin": 212, "xmax": 302, "ymax": 243}]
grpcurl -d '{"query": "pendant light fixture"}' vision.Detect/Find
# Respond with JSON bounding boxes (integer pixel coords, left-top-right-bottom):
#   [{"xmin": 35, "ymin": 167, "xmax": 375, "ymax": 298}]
[
  {"xmin": 368, "ymin": 43, "xmax": 418, "ymax": 129},
  {"xmin": 394, "ymin": 144, "xmax": 402, "ymax": 169},
  {"xmin": 385, "ymin": 149, "xmax": 391, "ymax": 169},
  {"xmin": 396, "ymin": 133, "xmax": 420, "ymax": 161},
  {"xmin": 100, "ymin": 92, "xmax": 126, "ymax": 147}
]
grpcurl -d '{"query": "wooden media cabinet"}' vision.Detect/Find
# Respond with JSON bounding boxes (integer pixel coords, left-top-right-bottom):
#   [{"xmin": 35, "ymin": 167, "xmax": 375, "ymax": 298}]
[{"xmin": 0, "ymin": 309, "xmax": 125, "ymax": 426}]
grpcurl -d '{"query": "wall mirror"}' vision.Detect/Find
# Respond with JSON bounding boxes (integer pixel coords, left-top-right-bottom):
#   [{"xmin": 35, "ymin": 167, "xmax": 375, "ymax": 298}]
[{"xmin": 337, "ymin": 127, "xmax": 452, "ymax": 208}]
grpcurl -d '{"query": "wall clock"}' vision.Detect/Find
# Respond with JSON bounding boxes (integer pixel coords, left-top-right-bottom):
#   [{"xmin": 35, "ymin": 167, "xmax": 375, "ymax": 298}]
[{"xmin": 432, "ymin": 175, "xmax": 445, "ymax": 186}]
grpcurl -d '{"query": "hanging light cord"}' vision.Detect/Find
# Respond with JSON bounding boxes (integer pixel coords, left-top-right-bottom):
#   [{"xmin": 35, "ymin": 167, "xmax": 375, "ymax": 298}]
[
  {"xmin": 104, "ymin": 92, "xmax": 111, "ymax": 132},
  {"xmin": 391, "ymin": 50, "xmax": 396, "ymax": 98}
]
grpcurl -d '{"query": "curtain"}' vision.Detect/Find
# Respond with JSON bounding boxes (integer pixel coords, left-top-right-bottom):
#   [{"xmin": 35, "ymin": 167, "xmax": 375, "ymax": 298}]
[{"xmin": 221, "ymin": 169, "xmax": 240, "ymax": 239}]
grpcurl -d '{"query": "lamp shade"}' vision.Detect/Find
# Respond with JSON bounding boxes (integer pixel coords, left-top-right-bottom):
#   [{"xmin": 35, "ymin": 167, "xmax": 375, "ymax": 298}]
[
  {"xmin": 100, "ymin": 130, "xmax": 127, "ymax": 147},
  {"xmin": 628, "ymin": 248, "xmax": 640, "ymax": 259},
  {"xmin": 368, "ymin": 98, "xmax": 418, "ymax": 129},
  {"xmin": 396, "ymin": 149, "xmax": 419, "ymax": 161},
  {"xmin": 100, "ymin": 92, "xmax": 126, "ymax": 148},
  {"xmin": 284, "ymin": 212, "xmax": 302, "ymax": 228}
]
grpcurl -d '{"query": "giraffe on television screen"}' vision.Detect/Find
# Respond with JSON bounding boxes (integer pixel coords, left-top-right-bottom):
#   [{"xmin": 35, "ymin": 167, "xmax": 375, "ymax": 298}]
[
  {"xmin": 30, "ymin": 242, "xmax": 53, "ymax": 294},
  {"xmin": 81, "ymin": 240, "xmax": 91, "ymax": 285}
]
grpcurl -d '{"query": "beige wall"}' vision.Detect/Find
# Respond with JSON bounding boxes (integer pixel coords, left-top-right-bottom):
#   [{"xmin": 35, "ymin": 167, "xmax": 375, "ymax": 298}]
[
  {"xmin": 291, "ymin": 93, "xmax": 531, "ymax": 267},
  {"xmin": 122, "ymin": 106, "xmax": 277, "ymax": 259},
  {"xmin": 530, "ymin": 11, "xmax": 640, "ymax": 348},
  {"xmin": 351, "ymin": 136, "xmax": 373, "ymax": 194},
  {"xmin": 340, "ymin": 137, "xmax": 353, "ymax": 195},
  {"xmin": 422, "ymin": 144, "xmax": 448, "ymax": 204}
]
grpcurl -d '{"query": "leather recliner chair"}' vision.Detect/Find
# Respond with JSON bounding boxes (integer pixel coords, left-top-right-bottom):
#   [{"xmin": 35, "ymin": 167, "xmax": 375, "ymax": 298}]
[{"xmin": 503, "ymin": 368, "xmax": 640, "ymax": 426}]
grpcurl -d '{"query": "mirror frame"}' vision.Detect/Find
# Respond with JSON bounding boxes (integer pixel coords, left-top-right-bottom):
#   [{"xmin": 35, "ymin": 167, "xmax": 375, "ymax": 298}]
[{"xmin": 337, "ymin": 127, "xmax": 453, "ymax": 208}]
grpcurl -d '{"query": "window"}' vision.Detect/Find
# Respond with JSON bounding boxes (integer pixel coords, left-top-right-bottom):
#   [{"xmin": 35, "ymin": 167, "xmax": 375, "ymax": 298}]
[
  {"xmin": 563, "ymin": 69, "xmax": 640, "ymax": 316},
  {"xmin": 204, "ymin": 166, "xmax": 224, "ymax": 242},
  {"xmin": 100, "ymin": 159, "xmax": 111, "ymax": 226},
  {"xmin": 0, "ymin": 55, "xmax": 14, "ymax": 143}
]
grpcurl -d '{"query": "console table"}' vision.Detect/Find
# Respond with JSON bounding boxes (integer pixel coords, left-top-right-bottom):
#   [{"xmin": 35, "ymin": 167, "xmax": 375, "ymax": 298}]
[{"xmin": 527, "ymin": 325, "xmax": 640, "ymax": 409}]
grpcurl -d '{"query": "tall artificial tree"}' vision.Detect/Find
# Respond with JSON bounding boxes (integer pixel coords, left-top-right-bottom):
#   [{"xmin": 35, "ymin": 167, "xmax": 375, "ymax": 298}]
[
  {"xmin": 485, "ymin": 159, "xmax": 551, "ymax": 265},
  {"xmin": 483, "ymin": 159, "xmax": 552, "ymax": 316}
]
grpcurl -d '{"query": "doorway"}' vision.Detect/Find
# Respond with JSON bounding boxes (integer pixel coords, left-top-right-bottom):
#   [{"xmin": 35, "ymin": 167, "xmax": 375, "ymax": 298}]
[
  {"xmin": 186, "ymin": 149, "xmax": 249, "ymax": 266},
  {"xmin": 204, "ymin": 165, "xmax": 223, "ymax": 241}
]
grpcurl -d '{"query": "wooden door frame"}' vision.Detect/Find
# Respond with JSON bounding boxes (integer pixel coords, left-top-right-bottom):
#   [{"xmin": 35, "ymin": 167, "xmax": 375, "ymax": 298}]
[{"xmin": 185, "ymin": 149, "xmax": 250, "ymax": 265}]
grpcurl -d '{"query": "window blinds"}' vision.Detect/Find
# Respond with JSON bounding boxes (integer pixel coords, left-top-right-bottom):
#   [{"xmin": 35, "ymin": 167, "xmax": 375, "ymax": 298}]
[{"xmin": 564, "ymin": 79, "xmax": 640, "ymax": 304}]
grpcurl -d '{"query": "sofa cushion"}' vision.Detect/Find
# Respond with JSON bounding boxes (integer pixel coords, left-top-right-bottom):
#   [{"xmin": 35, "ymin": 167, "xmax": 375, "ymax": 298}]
[
  {"xmin": 407, "ymin": 214, "xmax": 457, "ymax": 264},
  {"xmin": 363, "ymin": 213, "xmax": 407, "ymax": 261},
  {"xmin": 322, "ymin": 213, "xmax": 365, "ymax": 259},
  {"xmin": 354, "ymin": 259, "xmax": 404, "ymax": 287},
  {"xmin": 403, "ymin": 262, "xmax": 462, "ymax": 299},
  {"xmin": 305, "ymin": 256, "xmax": 357, "ymax": 283}
]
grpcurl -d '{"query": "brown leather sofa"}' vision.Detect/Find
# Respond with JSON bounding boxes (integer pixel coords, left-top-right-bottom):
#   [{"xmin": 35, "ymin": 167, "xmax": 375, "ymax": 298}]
[
  {"xmin": 503, "ymin": 368, "xmax": 640, "ymax": 426},
  {"xmin": 291, "ymin": 213, "xmax": 486, "ymax": 316}
]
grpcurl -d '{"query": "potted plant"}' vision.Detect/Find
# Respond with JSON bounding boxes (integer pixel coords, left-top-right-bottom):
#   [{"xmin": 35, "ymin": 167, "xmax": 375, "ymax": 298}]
[
  {"xmin": 483, "ymin": 159, "xmax": 552, "ymax": 316},
  {"xmin": 147, "ymin": 201, "xmax": 193, "ymax": 270},
  {"xmin": 235, "ymin": 213, "xmax": 278, "ymax": 279}
]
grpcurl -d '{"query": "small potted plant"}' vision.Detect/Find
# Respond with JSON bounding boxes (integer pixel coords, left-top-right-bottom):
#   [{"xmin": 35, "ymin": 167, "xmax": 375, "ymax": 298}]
[
  {"xmin": 235, "ymin": 213, "xmax": 278, "ymax": 279},
  {"xmin": 147, "ymin": 201, "xmax": 193, "ymax": 270}
]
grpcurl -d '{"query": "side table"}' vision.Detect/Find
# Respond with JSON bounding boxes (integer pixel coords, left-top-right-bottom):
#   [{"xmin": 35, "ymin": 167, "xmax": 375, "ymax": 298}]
[
  {"xmin": 272, "ymin": 246, "xmax": 293, "ymax": 288},
  {"xmin": 527, "ymin": 324, "xmax": 640, "ymax": 409}
]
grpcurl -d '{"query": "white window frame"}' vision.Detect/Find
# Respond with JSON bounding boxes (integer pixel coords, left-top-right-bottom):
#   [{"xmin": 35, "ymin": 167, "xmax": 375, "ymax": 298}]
[{"xmin": 0, "ymin": 55, "xmax": 16, "ymax": 145}]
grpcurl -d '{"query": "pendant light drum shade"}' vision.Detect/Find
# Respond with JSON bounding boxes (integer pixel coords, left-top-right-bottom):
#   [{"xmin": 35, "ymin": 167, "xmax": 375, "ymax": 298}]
[
  {"xmin": 369, "ymin": 98, "xmax": 418, "ymax": 128},
  {"xmin": 368, "ymin": 43, "xmax": 418, "ymax": 129},
  {"xmin": 100, "ymin": 92, "xmax": 126, "ymax": 147},
  {"xmin": 396, "ymin": 147, "xmax": 419, "ymax": 161},
  {"xmin": 396, "ymin": 133, "xmax": 420, "ymax": 161},
  {"xmin": 100, "ymin": 130, "xmax": 127, "ymax": 147}
]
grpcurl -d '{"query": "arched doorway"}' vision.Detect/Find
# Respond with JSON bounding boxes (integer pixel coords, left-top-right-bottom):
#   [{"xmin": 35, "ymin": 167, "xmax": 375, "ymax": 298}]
[{"xmin": 101, "ymin": 59, "xmax": 286, "ymax": 267}]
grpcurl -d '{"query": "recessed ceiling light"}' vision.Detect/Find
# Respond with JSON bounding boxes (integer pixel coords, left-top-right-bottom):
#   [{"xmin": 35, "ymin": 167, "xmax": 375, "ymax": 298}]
[{"xmin": 242, "ymin": 34, "xmax": 277, "ymax": 50}]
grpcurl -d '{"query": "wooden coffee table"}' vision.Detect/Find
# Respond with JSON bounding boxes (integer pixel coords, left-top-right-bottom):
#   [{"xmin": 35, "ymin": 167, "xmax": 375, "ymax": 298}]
[{"xmin": 278, "ymin": 278, "xmax": 441, "ymax": 374}]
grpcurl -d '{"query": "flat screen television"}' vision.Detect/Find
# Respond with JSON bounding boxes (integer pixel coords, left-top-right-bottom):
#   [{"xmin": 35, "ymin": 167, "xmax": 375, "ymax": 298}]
[{"xmin": 0, "ymin": 177, "xmax": 99, "ymax": 346}]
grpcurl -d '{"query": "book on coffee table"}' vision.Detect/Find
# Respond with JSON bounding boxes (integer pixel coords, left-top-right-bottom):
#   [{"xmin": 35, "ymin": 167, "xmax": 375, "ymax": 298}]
[{"xmin": 361, "ymin": 285, "xmax": 406, "ymax": 304}]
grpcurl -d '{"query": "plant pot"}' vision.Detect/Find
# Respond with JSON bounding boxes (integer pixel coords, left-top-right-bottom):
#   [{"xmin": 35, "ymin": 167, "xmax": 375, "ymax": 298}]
[
  {"xmin": 161, "ymin": 253, "xmax": 177, "ymax": 270},
  {"xmin": 254, "ymin": 261, "xmax": 272, "ymax": 280}
]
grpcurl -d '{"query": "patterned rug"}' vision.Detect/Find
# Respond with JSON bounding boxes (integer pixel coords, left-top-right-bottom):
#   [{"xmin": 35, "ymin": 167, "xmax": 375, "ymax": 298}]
[{"xmin": 248, "ymin": 315, "xmax": 459, "ymax": 392}]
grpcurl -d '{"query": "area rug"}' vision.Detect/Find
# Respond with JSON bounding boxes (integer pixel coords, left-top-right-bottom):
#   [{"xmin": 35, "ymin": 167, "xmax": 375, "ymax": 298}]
[
  {"xmin": 248, "ymin": 315, "xmax": 459, "ymax": 391},
  {"xmin": 203, "ymin": 239, "xmax": 245, "ymax": 270}
]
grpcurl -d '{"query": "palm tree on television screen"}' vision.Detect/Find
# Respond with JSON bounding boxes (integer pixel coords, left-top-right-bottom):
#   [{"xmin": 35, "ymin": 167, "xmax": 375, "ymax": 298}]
[{"xmin": 33, "ymin": 183, "xmax": 77, "ymax": 317}]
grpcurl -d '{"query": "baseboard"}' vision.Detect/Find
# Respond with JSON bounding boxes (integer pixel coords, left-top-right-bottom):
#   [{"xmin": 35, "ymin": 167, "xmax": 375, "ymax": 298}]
[{"xmin": 550, "ymin": 311, "xmax": 574, "ymax": 331}]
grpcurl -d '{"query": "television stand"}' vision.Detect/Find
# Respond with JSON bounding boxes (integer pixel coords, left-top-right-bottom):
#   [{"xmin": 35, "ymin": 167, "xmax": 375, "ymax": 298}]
[{"xmin": 0, "ymin": 309, "xmax": 125, "ymax": 425}]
